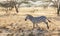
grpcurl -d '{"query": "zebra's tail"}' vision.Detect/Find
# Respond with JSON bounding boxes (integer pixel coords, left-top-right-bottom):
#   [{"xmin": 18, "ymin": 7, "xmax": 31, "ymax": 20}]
[
  {"xmin": 47, "ymin": 19, "xmax": 58, "ymax": 26},
  {"xmin": 47, "ymin": 19, "xmax": 55, "ymax": 25},
  {"xmin": 47, "ymin": 18, "xmax": 51, "ymax": 22},
  {"xmin": 48, "ymin": 19, "xmax": 51, "ymax": 22}
]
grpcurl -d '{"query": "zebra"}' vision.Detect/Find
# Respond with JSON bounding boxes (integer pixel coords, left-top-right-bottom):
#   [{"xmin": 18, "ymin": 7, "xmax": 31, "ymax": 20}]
[{"xmin": 25, "ymin": 14, "xmax": 51, "ymax": 29}]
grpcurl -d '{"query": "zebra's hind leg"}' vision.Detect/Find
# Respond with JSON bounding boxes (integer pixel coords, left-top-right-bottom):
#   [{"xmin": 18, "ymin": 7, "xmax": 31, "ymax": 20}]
[{"xmin": 45, "ymin": 22, "xmax": 49, "ymax": 29}]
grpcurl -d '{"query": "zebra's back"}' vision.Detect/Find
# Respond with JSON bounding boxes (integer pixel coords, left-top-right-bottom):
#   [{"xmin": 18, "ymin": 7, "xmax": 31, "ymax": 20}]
[{"xmin": 31, "ymin": 16, "xmax": 47, "ymax": 24}]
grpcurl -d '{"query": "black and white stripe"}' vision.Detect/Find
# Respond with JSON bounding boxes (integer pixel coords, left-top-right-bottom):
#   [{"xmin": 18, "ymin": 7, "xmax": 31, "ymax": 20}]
[{"xmin": 25, "ymin": 14, "xmax": 51, "ymax": 29}]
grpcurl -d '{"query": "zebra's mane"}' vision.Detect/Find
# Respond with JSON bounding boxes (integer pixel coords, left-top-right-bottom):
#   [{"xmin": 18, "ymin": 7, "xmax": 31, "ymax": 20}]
[{"xmin": 26, "ymin": 14, "xmax": 33, "ymax": 17}]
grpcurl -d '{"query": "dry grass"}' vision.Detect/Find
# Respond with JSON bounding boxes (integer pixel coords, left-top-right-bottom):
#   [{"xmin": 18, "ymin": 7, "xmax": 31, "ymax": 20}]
[
  {"xmin": 0, "ymin": 7, "xmax": 60, "ymax": 36},
  {"xmin": 0, "ymin": 7, "xmax": 59, "ymax": 30}
]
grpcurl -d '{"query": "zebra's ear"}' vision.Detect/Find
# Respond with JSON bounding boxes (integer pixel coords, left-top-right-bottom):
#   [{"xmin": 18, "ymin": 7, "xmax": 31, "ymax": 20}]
[{"xmin": 26, "ymin": 14, "xmax": 29, "ymax": 16}]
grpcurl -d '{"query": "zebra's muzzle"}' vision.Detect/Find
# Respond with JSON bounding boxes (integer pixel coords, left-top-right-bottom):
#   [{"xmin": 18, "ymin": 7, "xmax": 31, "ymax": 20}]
[{"xmin": 25, "ymin": 19, "xmax": 27, "ymax": 21}]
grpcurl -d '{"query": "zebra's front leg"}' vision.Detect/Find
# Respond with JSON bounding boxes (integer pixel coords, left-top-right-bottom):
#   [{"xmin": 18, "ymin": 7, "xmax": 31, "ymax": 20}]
[
  {"xmin": 36, "ymin": 24, "xmax": 39, "ymax": 28},
  {"xmin": 33, "ymin": 24, "xmax": 35, "ymax": 29},
  {"xmin": 45, "ymin": 22, "xmax": 49, "ymax": 29}
]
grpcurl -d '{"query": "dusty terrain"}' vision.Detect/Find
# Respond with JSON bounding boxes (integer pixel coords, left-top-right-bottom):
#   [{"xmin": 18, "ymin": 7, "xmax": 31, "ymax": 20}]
[{"xmin": 0, "ymin": 7, "xmax": 60, "ymax": 36}]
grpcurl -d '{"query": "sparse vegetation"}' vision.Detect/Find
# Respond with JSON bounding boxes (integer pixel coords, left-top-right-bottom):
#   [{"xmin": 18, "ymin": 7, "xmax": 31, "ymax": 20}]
[
  {"xmin": 0, "ymin": 0, "xmax": 60, "ymax": 36},
  {"xmin": 0, "ymin": 7, "xmax": 59, "ymax": 36}
]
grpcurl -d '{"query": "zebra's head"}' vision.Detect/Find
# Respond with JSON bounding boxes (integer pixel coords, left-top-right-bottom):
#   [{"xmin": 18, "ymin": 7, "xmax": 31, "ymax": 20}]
[{"xmin": 25, "ymin": 14, "xmax": 33, "ymax": 21}]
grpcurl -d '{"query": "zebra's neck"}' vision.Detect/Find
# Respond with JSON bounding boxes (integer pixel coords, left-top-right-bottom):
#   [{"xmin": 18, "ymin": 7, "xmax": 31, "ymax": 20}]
[{"xmin": 29, "ymin": 16, "xmax": 34, "ymax": 21}]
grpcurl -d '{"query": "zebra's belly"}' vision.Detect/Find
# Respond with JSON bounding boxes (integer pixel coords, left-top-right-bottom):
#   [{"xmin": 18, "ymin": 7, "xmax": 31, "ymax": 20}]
[{"xmin": 32, "ymin": 20, "xmax": 43, "ymax": 24}]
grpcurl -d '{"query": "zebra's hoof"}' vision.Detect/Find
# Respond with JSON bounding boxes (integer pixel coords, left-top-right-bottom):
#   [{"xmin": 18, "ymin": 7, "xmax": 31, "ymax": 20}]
[{"xmin": 47, "ymin": 27, "xmax": 49, "ymax": 29}]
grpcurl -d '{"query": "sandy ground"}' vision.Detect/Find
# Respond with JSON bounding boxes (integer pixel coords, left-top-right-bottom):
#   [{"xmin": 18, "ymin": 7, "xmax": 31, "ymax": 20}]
[{"xmin": 0, "ymin": 7, "xmax": 60, "ymax": 36}]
